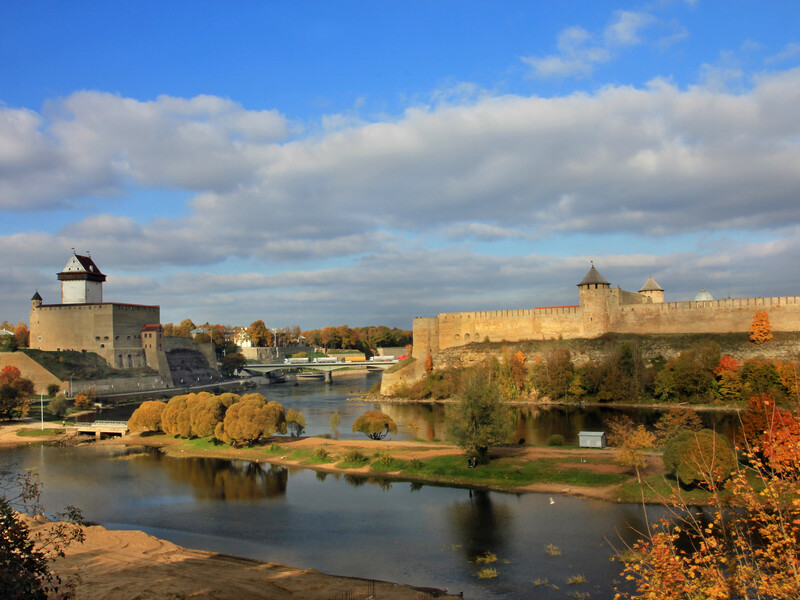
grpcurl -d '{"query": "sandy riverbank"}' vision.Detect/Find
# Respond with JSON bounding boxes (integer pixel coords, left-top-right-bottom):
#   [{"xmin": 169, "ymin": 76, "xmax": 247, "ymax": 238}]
[{"xmin": 19, "ymin": 513, "xmax": 458, "ymax": 600}]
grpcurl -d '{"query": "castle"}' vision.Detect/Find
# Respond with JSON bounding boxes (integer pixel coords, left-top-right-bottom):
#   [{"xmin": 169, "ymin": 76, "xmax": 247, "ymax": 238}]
[{"xmin": 410, "ymin": 264, "xmax": 800, "ymax": 362}]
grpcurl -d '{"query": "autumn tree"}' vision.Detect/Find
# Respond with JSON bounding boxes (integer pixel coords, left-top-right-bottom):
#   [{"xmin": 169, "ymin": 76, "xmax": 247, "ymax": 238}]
[
  {"xmin": 215, "ymin": 394, "xmax": 286, "ymax": 446},
  {"xmin": 286, "ymin": 408, "xmax": 306, "ymax": 437},
  {"xmin": 330, "ymin": 412, "xmax": 341, "ymax": 439},
  {"xmin": 653, "ymin": 410, "xmax": 703, "ymax": 446},
  {"xmin": 189, "ymin": 393, "xmax": 238, "ymax": 437},
  {"xmin": 73, "ymin": 393, "xmax": 91, "ymax": 410},
  {"xmin": 0, "ymin": 365, "xmax": 34, "ymax": 420},
  {"xmin": 446, "ymin": 370, "xmax": 514, "ymax": 463},
  {"xmin": 530, "ymin": 347, "xmax": 574, "ymax": 401},
  {"xmin": 160, "ymin": 394, "xmax": 190, "ymax": 436},
  {"xmin": 607, "ymin": 415, "xmax": 656, "ymax": 483},
  {"xmin": 424, "ymin": 352, "xmax": 433, "ymax": 372},
  {"xmin": 654, "ymin": 341, "xmax": 720, "ymax": 404},
  {"xmin": 47, "ymin": 394, "xmax": 69, "ymax": 419},
  {"xmin": 13, "ymin": 323, "xmax": 29, "ymax": 348},
  {"xmin": 247, "ymin": 320, "xmax": 271, "ymax": 347},
  {"xmin": 749, "ymin": 310, "xmax": 773, "ymax": 344},
  {"xmin": 352, "ymin": 410, "xmax": 397, "ymax": 440},
  {"xmin": 663, "ymin": 429, "xmax": 736, "ymax": 488},
  {"xmin": 127, "ymin": 400, "xmax": 167, "ymax": 433}
]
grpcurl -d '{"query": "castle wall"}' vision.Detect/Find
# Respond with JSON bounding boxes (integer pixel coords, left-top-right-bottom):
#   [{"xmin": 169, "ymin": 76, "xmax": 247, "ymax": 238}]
[
  {"xmin": 30, "ymin": 303, "xmax": 160, "ymax": 368},
  {"xmin": 611, "ymin": 296, "xmax": 800, "ymax": 335},
  {"xmin": 419, "ymin": 294, "xmax": 800, "ymax": 356},
  {"xmin": 0, "ymin": 352, "xmax": 64, "ymax": 395}
]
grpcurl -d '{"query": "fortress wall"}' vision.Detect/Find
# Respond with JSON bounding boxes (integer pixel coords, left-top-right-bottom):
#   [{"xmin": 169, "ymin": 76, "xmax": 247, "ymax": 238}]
[
  {"xmin": 412, "ymin": 318, "xmax": 440, "ymax": 359},
  {"xmin": 433, "ymin": 307, "xmax": 583, "ymax": 351},
  {"xmin": 611, "ymin": 296, "xmax": 800, "ymax": 334},
  {"xmin": 31, "ymin": 303, "xmax": 159, "ymax": 368}
]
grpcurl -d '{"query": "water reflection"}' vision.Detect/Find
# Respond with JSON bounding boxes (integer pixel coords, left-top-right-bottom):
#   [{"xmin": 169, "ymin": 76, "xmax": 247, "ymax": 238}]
[
  {"xmin": 159, "ymin": 455, "xmax": 288, "ymax": 500},
  {"xmin": 447, "ymin": 490, "xmax": 512, "ymax": 562}
]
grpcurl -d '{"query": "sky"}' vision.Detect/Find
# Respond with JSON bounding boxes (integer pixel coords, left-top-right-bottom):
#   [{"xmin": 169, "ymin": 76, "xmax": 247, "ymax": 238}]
[{"xmin": 2, "ymin": 1, "xmax": 800, "ymax": 330}]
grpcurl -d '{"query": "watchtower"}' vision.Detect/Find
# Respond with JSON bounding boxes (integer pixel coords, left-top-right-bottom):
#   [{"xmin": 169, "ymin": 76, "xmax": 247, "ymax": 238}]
[
  {"xmin": 58, "ymin": 252, "xmax": 106, "ymax": 304},
  {"xmin": 638, "ymin": 276, "xmax": 664, "ymax": 303},
  {"xmin": 577, "ymin": 264, "xmax": 611, "ymax": 336}
]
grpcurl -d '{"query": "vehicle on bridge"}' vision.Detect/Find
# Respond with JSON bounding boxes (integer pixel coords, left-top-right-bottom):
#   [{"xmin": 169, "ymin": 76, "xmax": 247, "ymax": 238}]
[
  {"xmin": 285, "ymin": 357, "xmax": 310, "ymax": 364},
  {"xmin": 313, "ymin": 357, "xmax": 339, "ymax": 363}
]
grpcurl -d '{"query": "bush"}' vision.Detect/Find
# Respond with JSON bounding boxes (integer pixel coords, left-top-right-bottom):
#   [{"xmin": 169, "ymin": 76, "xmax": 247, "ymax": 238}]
[
  {"xmin": 548, "ymin": 434, "xmax": 565, "ymax": 446},
  {"xmin": 46, "ymin": 384, "xmax": 61, "ymax": 397},
  {"xmin": 342, "ymin": 449, "xmax": 368, "ymax": 464},
  {"xmin": 314, "ymin": 446, "xmax": 328, "ymax": 459},
  {"xmin": 663, "ymin": 429, "xmax": 736, "ymax": 487}
]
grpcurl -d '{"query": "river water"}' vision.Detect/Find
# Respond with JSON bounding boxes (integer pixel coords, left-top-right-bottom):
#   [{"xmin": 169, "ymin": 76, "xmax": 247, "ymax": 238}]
[{"xmin": 4, "ymin": 374, "xmax": 735, "ymax": 599}]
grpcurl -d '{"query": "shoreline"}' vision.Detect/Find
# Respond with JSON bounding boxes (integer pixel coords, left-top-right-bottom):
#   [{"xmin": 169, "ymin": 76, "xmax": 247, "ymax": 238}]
[{"xmin": 19, "ymin": 513, "xmax": 460, "ymax": 600}]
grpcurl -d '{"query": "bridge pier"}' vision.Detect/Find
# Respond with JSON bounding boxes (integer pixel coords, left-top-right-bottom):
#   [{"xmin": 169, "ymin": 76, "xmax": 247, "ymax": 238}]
[{"xmin": 324, "ymin": 370, "xmax": 333, "ymax": 383}]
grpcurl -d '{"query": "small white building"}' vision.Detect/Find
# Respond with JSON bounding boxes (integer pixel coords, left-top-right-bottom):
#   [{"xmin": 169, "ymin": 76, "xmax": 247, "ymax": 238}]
[{"xmin": 578, "ymin": 431, "xmax": 606, "ymax": 449}]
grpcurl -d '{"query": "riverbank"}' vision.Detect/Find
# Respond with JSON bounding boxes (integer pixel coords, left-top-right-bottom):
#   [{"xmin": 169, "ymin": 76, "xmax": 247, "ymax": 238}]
[
  {"xmin": 116, "ymin": 433, "xmax": 677, "ymax": 504},
  {"xmin": 19, "ymin": 513, "xmax": 458, "ymax": 600}
]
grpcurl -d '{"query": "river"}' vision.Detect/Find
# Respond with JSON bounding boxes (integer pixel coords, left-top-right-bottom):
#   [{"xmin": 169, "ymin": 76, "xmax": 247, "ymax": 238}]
[{"xmin": 3, "ymin": 374, "xmax": 734, "ymax": 599}]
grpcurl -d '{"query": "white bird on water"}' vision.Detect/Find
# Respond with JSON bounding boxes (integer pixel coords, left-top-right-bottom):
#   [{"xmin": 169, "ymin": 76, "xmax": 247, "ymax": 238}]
[{"xmin": 549, "ymin": 497, "xmax": 555, "ymax": 505}]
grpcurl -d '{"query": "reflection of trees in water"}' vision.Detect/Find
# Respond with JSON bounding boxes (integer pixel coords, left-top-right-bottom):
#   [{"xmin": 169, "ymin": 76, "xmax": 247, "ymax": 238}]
[
  {"xmin": 342, "ymin": 474, "xmax": 394, "ymax": 491},
  {"xmin": 161, "ymin": 457, "xmax": 288, "ymax": 500},
  {"xmin": 378, "ymin": 403, "xmax": 446, "ymax": 441},
  {"xmin": 446, "ymin": 490, "xmax": 512, "ymax": 563}
]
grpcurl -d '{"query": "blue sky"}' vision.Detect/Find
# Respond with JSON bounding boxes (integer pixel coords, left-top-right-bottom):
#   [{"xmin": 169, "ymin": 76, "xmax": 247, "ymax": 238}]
[{"xmin": 2, "ymin": 1, "xmax": 800, "ymax": 329}]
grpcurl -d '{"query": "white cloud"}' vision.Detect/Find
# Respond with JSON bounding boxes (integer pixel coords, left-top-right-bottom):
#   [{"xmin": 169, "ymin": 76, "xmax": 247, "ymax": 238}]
[
  {"xmin": 524, "ymin": 11, "xmax": 656, "ymax": 78},
  {"xmin": 766, "ymin": 41, "xmax": 800, "ymax": 64}
]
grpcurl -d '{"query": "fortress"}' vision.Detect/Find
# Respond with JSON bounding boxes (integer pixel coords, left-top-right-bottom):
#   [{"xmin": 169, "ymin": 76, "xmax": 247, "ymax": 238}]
[
  {"xmin": 28, "ymin": 253, "xmax": 217, "ymax": 388},
  {"xmin": 409, "ymin": 264, "xmax": 800, "ymax": 366}
]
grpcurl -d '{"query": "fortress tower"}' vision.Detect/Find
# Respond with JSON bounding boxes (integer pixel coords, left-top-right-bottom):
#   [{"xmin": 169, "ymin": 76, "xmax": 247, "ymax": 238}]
[
  {"xmin": 577, "ymin": 264, "xmax": 611, "ymax": 337},
  {"xmin": 639, "ymin": 277, "xmax": 664, "ymax": 303},
  {"xmin": 58, "ymin": 252, "xmax": 106, "ymax": 304}
]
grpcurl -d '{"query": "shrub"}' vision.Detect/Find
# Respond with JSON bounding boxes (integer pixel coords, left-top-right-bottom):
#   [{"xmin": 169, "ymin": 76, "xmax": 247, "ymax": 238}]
[
  {"xmin": 46, "ymin": 383, "xmax": 61, "ymax": 397},
  {"xmin": 314, "ymin": 446, "xmax": 328, "ymax": 459},
  {"xmin": 342, "ymin": 449, "xmax": 368, "ymax": 464},
  {"xmin": 548, "ymin": 434, "xmax": 565, "ymax": 446},
  {"xmin": 475, "ymin": 551, "xmax": 497, "ymax": 564},
  {"xmin": 477, "ymin": 567, "xmax": 498, "ymax": 579}
]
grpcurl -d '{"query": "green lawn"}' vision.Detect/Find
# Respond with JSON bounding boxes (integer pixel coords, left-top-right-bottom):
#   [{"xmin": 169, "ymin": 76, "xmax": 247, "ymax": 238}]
[{"xmin": 16, "ymin": 428, "xmax": 65, "ymax": 437}]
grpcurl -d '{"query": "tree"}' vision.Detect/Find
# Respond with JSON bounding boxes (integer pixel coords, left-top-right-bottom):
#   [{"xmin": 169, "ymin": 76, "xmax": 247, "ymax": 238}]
[
  {"xmin": 127, "ymin": 400, "xmax": 167, "ymax": 433},
  {"xmin": 0, "ymin": 366, "xmax": 33, "ymax": 420},
  {"xmin": 47, "ymin": 394, "xmax": 68, "ymax": 419},
  {"xmin": 446, "ymin": 371, "xmax": 514, "ymax": 463},
  {"xmin": 663, "ymin": 429, "xmax": 736, "ymax": 488},
  {"xmin": 653, "ymin": 410, "xmax": 703, "ymax": 446},
  {"xmin": 46, "ymin": 384, "xmax": 61, "ymax": 398},
  {"xmin": 530, "ymin": 347, "xmax": 573, "ymax": 400},
  {"xmin": 0, "ymin": 467, "xmax": 84, "ymax": 599},
  {"xmin": 286, "ymin": 409, "xmax": 306, "ymax": 437},
  {"xmin": 352, "ymin": 410, "xmax": 397, "ymax": 440},
  {"xmin": 221, "ymin": 352, "xmax": 247, "ymax": 377},
  {"xmin": 607, "ymin": 416, "xmax": 656, "ymax": 483},
  {"xmin": 247, "ymin": 320, "xmax": 270, "ymax": 347},
  {"xmin": 424, "ymin": 352, "xmax": 433, "ymax": 372},
  {"xmin": 13, "ymin": 324, "xmax": 29, "ymax": 348},
  {"xmin": 215, "ymin": 394, "xmax": 286, "ymax": 446},
  {"xmin": 749, "ymin": 310, "xmax": 773, "ymax": 344},
  {"xmin": 330, "ymin": 412, "xmax": 341, "ymax": 439},
  {"xmin": 189, "ymin": 393, "xmax": 236, "ymax": 437},
  {"xmin": 73, "ymin": 393, "xmax": 90, "ymax": 410},
  {"xmin": 616, "ymin": 416, "xmax": 800, "ymax": 599}
]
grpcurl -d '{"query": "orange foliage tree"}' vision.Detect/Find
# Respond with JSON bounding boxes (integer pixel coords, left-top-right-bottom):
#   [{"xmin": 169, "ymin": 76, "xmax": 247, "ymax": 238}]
[
  {"xmin": 749, "ymin": 310, "xmax": 773, "ymax": 344},
  {"xmin": 424, "ymin": 351, "xmax": 433, "ymax": 372},
  {"xmin": 0, "ymin": 365, "xmax": 34, "ymax": 419}
]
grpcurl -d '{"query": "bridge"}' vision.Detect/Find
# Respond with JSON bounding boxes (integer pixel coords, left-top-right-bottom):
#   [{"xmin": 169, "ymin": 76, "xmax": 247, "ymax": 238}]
[
  {"xmin": 70, "ymin": 420, "xmax": 129, "ymax": 439},
  {"xmin": 242, "ymin": 359, "xmax": 398, "ymax": 383}
]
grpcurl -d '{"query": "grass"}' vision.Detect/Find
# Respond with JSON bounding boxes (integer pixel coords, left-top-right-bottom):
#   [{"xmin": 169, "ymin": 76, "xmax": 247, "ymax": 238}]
[
  {"xmin": 386, "ymin": 454, "xmax": 628, "ymax": 489},
  {"xmin": 22, "ymin": 348, "xmax": 157, "ymax": 380},
  {"xmin": 16, "ymin": 428, "xmax": 65, "ymax": 437}
]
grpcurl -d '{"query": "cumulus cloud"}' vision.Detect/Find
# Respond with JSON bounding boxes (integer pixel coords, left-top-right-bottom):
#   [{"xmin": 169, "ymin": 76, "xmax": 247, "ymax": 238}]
[{"xmin": 3, "ymin": 63, "xmax": 800, "ymax": 326}]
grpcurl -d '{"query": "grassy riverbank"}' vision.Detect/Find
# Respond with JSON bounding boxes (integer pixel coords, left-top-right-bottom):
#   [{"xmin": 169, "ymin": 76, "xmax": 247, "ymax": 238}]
[{"xmin": 120, "ymin": 433, "xmax": 710, "ymax": 505}]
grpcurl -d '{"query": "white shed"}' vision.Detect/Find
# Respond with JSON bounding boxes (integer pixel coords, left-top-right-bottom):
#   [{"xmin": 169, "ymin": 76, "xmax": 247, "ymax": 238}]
[{"xmin": 578, "ymin": 431, "xmax": 606, "ymax": 448}]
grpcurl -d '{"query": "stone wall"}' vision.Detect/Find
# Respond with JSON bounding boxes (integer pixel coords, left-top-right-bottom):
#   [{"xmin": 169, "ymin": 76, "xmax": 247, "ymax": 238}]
[{"xmin": 30, "ymin": 302, "xmax": 160, "ymax": 368}]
